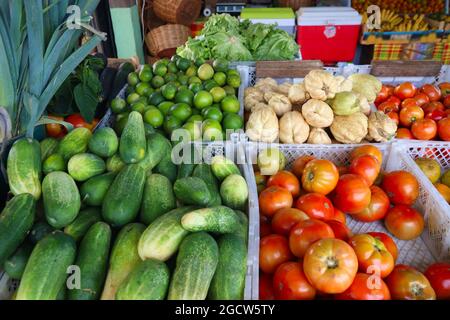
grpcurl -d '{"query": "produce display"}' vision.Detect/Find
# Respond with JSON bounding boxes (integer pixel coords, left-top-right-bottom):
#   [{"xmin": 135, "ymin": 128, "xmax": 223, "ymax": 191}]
[
  {"xmin": 110, "ymin": 56, "xmax": 243, "ymax": 141},
  {"xmin": 2, "ymin": 118, "xmax": 250, "ymax": 300},
  {"xmin": 256, "ymin": 144, "xmax": 449, "ymax": 300}
]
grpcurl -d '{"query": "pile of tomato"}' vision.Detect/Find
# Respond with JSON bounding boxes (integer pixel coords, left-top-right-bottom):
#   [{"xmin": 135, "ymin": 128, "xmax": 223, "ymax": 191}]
[
  {"xmin": 45, "ymin": 113, "xmax": 99, "ymax": 138},
  {"xmin": 257, "ymin": 145, "xmax": 450, "ymax": 300},
  {"xmin": 376, "ymin": 82, "xmax": 450, "ymax": 141}
]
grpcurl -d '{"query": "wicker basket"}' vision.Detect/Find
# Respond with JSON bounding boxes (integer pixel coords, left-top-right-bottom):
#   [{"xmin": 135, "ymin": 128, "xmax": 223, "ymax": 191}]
[
  {"xmin": 146, "ymin": 24, "xmax": 190, "ymax": 58},
  {"xmin": 153, "ymin": 0, "xmax": 201, "ymax": 26},
  {"xmin": 278, "ymin": 0, "xmax": 315, "ymax": 10}
]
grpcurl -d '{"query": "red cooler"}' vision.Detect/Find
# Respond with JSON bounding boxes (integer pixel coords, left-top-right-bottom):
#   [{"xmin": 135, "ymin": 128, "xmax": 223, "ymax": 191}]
[{"xmin": 296, "ymin": 7, "xmax": 362, "ymax": 63}]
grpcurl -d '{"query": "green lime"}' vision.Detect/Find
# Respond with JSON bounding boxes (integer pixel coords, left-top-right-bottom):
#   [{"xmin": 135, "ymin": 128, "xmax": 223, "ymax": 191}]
[
  {"xmin": 171, "ymin": 55, "xmax": 181, "ymax": 63},
  {"xmin": 111, "ymin": 97, "xmax": 127, "ymax": 114},
  {"xmin": 141, "ymin": 64, "xmax": 152, "ymax": 72},
  {"xmin": 222, "ymin": 113, "xmax": 243, "ymax": 130},
  {"xmin": 227, "ymin": 69, "xmax": 240, "ymax": 77},
  {"xmin": 182, "ymin": 121, "xmax": 202, "ymax": 141},
  {"xmin": 203, "ymin": 79, "xmax": 219, "ymax": 92},
  {"xmin": 149, "ymin": 91, "xmax": 165, "ymax": 106},
  {"xmin": 194, "ymin": 90, "xmax": 213, "ymax": 109},
  {"xmin": 169, "ymin": 103, "xmax": 192, "ymax": 122},
  {"xmin": 213, "ymin": 72, "xmax": 227, "ymax": 86},
  {"xmin": 221, "ymin": 96, "xmax": 240, "ymax": 113},
  {"xmin": 127, "ymin": 72, "xmax": 139, "ymax": 86},
  {"xmin": 176, "ymin": 57, "xmax": 191, "ymax": 71},
  {"xmin": 139, "ymin": 69, "xmax": 153, "ymax": 82},
  {"xmin": 223, "ymin": 85, "xmax": 236, "ymax": 96},
  {"xmin": 167, "ymin": 61, "xmax": 178, "ymax": 73},
  {"xmin": 188, "ymin": 76, "xmax": 202, "ymax": 85},
  {"xmin": 203, "ymin": 107, "xmax": 223, "ymax": 122},
  {"xmin": 158, "ymin": 101, "xmax": 175, "ymax": 116},
  {"xmin": 125, "ymin": 85, "xmax": 136, "ymax": 96},
  {"xmin": 151, "ymin": 75, "xmax": 165, "ymax": 88},
  {"xmin": 175, "ymin": 89, "xmax": 194, "ymax": 106},
  {"xmin": 143, "ymin": 104, "xmax": 156, "ymax": 113},
  {"xmin": 160, "ymin": 58, "xmax": 170, "ymax": 65},
  {"xmin": 126, "ymin": 92, "xmax": 141, "ymax": 105},
  {"xmin": 198, "ymin": 63, "xmax": 215, "ymax": 81},
  {"xmin": 144, "ymin": 106, "xmax": 164, "ymax": 128},
  {"xmin": 185, "ymin": 65, "xmax": 197, "ymax": 77},
  {"xmin": 227, "ymin": 74, "xmax": 241, "ymax": 89},
  {"xmin": 131, "ymin": 102, "xmax": 146, "ymax": 114},
  {"xmin": 178, "ymin": 85, "xmax": 188, "ymax": 91},
  {"xmin": 164, "ymin": 73, "xmax": 177, "ymax": 83},
  {"xmin": 161, "ymin": 83, "xmax": 177, "ymax": 100},
  {"xmin": 202, "ymin": 119, "xmax": 223, "ymax": 141},
  {"xmin": 213, "ymin": 58, "xmax": 229, "ymax": 73},
  {"xmin": 137, "ymin": 96, "xmax": 148, "ymax": 105},
  {"xmin": 153, "ymin": 63, "xmax": 168, "ymax": 77},
  {"xmin": 135, "ymin": 82, "xmax": 152, "ymax": 96},
  {"xmin": 178, "ymin": 75, "xmax": 189, "ymax": 86},
  {"xmin": 194, "ymin": 57, "xmax": 205, "ymax": 67},
  {"xmin": 210, "ymin": 87, "xmax": 226, "ymax": 103},
  {"xmin": 187, "ymin": 114, "xmax": 204, "ymax": 123},
  {"xmin": 164, "ymin": 115, "xmax": 183, "ymax": 136},
  {"xmin": 189, "ymin": 83, "xmax": 203, "ymax": 94}
]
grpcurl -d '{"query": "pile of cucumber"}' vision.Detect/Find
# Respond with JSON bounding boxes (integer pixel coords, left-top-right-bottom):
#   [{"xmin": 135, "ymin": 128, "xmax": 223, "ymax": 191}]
[{"xmin": 0, "ymin": 110, "xmax": 249, "ymax": 300}]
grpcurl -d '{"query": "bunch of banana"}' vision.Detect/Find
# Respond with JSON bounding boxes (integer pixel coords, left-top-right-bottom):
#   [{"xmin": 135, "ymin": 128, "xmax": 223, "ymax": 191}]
[
  {"xmin": 380, "ymin": 9, "xmax": 403, "ymax": 31},
  {"xmin": 394, "ymin": 14, "xmax": 430, "ymax": 32}
]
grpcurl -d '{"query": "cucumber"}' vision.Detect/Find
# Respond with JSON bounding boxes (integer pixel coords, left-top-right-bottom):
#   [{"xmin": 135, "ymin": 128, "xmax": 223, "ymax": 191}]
[
  {"xmin": 16, "ymin": 232, "xmax": 77, "ymax": 300},
  {"xmin": 154, "ymin": 152, "xmax": 178, "ymax": 183},
  {"xmin": 177, "ymin": 163, "xmax": 195, "ymax": 179},
  {"xmin": 101, "ymin": 223, "xmax": 145, "ymax": 300},
  {"xmin": 173, "ymin": 177, "xmax": 211, "ymax": 206},
  {"xmin": 42, "ymin": 153, "xmax": 65, "ymax": 175},
  {"xmin": 68, "ymin": 222, "xmax": 111, "ymax": 300},
  {"xmin": 80, "ymin": 172, "xmax": 116, "ymax": 206},
  {"xmin": 137, "ymin": 133, "xmax": 171, "ymax": 174},
  {"xmin": 3, "ymin": 242, "xmax": 33, "ymax": 280},
  {"xmin": 42, "ymin": 171, "xmax": 81, "ymax": 228},
  {"xmin": 181, "ymin": 206, "xmax": 240, "ymax": 234},
  {"xmin": 67, "ymin": 153, "xmax": 106, "ymax": 182},
  {"xmin": 234, "ymin": 210, "xmax": 249, "ymax": 243},
  {"xmin": 40, "ymin": 137, "xmax": 59, "ymax": 161},
  {"xmin": 0, "ymin": 194, "xmax": 36, "ymax": 265},
  {"xmin": 119, "ymin": 111, "xmax": 146, "ymax": 164},
  {"xmin": 167, "ymin": 232, "xmax": 219, "ymax": 300},
  {"xmin": 210, "ymin": 155, "xmax": 240, "ymax": 181},
  {"xmin": 208, "ymin": 234, "xmax": 247, "ymax": 300},
  {"xmin": 106, "ymin": 153, "xmax": 126, "ymax": 173},
  {"xmin": 64, "ymin": 207, "xmax": 102, "ymax": 241},
  {"xmin": 220, "ymin": 174, "xmax": 248, "ymax": 210},
  {"xmin": 7, "ymin": 138, "xmax": 42, "ymax": 199},
  {"xmin": 102, "ymin": 164, "xmax": 146, "ymax": 227},
  {"xmin": 192, "ymin": 163, "xmax": 222, "ymax": 207},
  {"xmin": 88, "ymin": 127, "xmax": 119, "ymax": 158},
  {"xmin": 28, "ymin": 221, "xmax": 54, "ymax": 244},
  {"xmin": 116, "ymin": 259, "xmax": 170, "ymax": 300},
  {"xmin": 138, "ymin": 206, "xmax": 196, "ymax": 262},
  {"xmin": 57, "ymin": 127, "xmax": 92, "ymax": 161},
  {"xmin": 140, "ymin": 174, "xmax": 176, "ymax": 225}
]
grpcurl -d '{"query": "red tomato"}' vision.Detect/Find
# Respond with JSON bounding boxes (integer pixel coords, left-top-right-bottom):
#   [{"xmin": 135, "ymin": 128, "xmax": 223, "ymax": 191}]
[
  {"xmin": 259, "ymin": 186, "xmax": 293, "ymax": 218},
  {"xmin": 260, "ymin": 234, "xmax": 293, "ymax": 274},
  {"xmin": 267, "ymin": 171, "xmax": 300, "ymax": 198},
  {"xmin": 411, "ymin": 119, "xmax": 438, "ymax": 140},
  {"xmin": 381, "ymin": 170, "xmax": 419, "ymax": 206},
  {"xmin": 350, "ymin": 145, "xmax": 383, "ymax": 165},
  {"xmin": 386, "ymin": 111, "xmax": 399, "ymax": 125},
  {"xmin": 326, "ymin": 220, "xmax": 352, "ymax": 241},
  {"xmin": 65, "ymin": 113, "xmax": 99, "ymax": 131},
  {"xmin": 420, "ymin": 84, "xmax": 442, "ymax": 102},
  {"xmin": 291, "ymin": 155, "xmax": 315, "ymax": 179},
  {"xmin": 45, "ymin": 115, "xmax": 66, "ymax": 138},
  {"xmin": 273, "ymin": 262, "xmax": 316, "ymax": 300},
  {"xmin": 424, "ymin": 263, "xmax": 450, "ymax": 300},
  {"xmin": 335, "ymin": 273, "xmax": 391, "ymax": 300},
  {"xmin": 260, "ymin": 216, "xmax": 273, "ymax": 238},
  {"xmin": 353, "ymin": 186, "xmax": 390, "ymax": 222},
  {"xmin": 439, "ymin": 82, "xmax": 450, "ymax": 97},
  {"xmin": 443, "ymin": 95, "xmax": 450, "ymax": 108},
  {"xmin": 385, "ymin": 205, "xmax": 425, "ymax": 240},
  {"xmin": 378, "ymin": 100, "xmax": 399, "ymax": 114},
  {"xmin": 386, "ymin": 265, "xmax": 436, "ymax": 300},
  {"xmin": 394, "ymin": 82, "xmax": 416, "ymax": 100},
  {"xmin": 289, "ymin": 219, "xmax": 335, "ymax": 258},
  {"xmin": 375, "ymin": 85, "xmax": 393, "ymax": 105},
  {"xmin": 271, "ymin": 208, "xmax": 309, "ymax": 236},
  {"xmin": 349, "ymin": 234, "xmax": 394, "ymax": 278},
  {"xmin": 259, "ymin": 273, "xmax": 275, "ymax": 300},
  {"xmin": 399, "ymin": 105, "xmax": 424, "ymax": 127},
  {"xmin": 386, "ymin": 95, "xmax": 401, "ymax": 108},
  {"xmin": 438, "ymin": 117, "xmax": 450, "ymax": 141},
  {"xmin": 425, "ymin": 110, "xmax": 447, "ymax": 122},
  {"xmin": 333, "ymin": 174, "xmax": 371, "ymax": 214},
  {"xmin": 400, "ymin": 98, "xmax": 418, "ymax": 109},
  {"xmin": 349, "ymin": 155, "xmax": 381, "ymax": 186},
  {"xmin": 301, "ymin": 159, "xmax": 339, "ymax": 195},
  {"xmin": 396, "ymin": 128, "xmax": 414, "ymax": 139},
  {"xmin": 332, "ymin": 208, "xmax": 347, "ymax": 225},
  {"xmin": 337, "ymin": 165, "xmax": 349, "ymax": 176},
  {"xmin": 368, "ymin": 232, "xmax": 398, "ymax": 262},
  {"xmin": 303, "ymin": 238, "xmax": 358, "ymax": 294},
  {"xmin": 422, "ymin": 101, "xmax": 445, "ymax": 114},
  {"xmin": 295, "ymin": 193, "xmax": 334, "ymax": 221},
  {"xmin": 414, "ymin": 93, "xmax": 430, "ymax": 107}
]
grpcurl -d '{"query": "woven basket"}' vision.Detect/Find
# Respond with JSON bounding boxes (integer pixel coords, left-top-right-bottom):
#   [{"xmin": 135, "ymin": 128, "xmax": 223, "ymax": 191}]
[
  {"xmin": 153, "ymin": 0, "xmax": 201, "ymax": 26},
  {"xmin": 278, "ymin": 0, "xmax": 315, "ymax": 10},
  {"xmin": 146, "ymin": 24, "xmax": 190, "ymax": 58}
]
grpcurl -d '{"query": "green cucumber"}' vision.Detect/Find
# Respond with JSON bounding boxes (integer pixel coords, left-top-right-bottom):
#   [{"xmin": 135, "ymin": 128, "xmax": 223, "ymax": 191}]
[
  {"xmin": 68, "ymin": 222, "xmax": 112, "ymax": 300},
  {"xmin": 43, "ymin": 153, "xmax": 65, "ymax": 175},
  {"xmin": 106, "ymin": 153, "xmax": 125, "ymax": 173},
  {"xmin": 102, "ymin": 164, "xmax": 146, "ymax": 227},
  {"xmin": 119, "ymin": 111, "xmax": 146, "ymax": 164},
  {"xmin": 40, "ymin": 137, "xmax": 59, "ymax": 161},
  {"xmin": 210, "ymin": 155, "xmax": 240, "ymax": 181},
  {"xmin": 28, "ymin": 221, "xmax": 54, "ymax": 244},
  {"xmin": 101, "ymin": 223, "xmax": 145, "ymax": 300},
  {"xmin": 80, "ymin": 172, "xmax": 116, "ymax": 206},
  {"xmin": 140, "ymin": 174, "xmax": 176, "ymax": 225},
  {"xmin": 16, "ymin": 231, "xmax": 77, "ymax": 300},
  {"xmin": 3, "ymin": 242, "xmax": 33, "ymax": 280},
  {"xmin": 234, "ymin": 210, "xmax": 249, "ymax": 243},
  {"xmin": 167, "ymin": 232, "xmax": 219, "ymax": 300},
  {"xmin": 181, "ymin": 206, "xmax": 239, "ymax": 234},
  {"xmin": 220, "ymin": 174, "xmax": 248, "ymax": 210},
  {"xmin": 88, "ymin": 127, "xmax": 119, "ymax": 158},
  {"xmin": 154, "ymin": 152, "xmax": 178, "ymax": 183},
  {"xmin": 67, "ymin": 153, "xmax": 106, "ymax": 182},
  {"xmin": 137, "ymin": 133, "xmax": 171, "ymax": 174},
  {"xmin": 57, "ymin": 127, "xmax": 92, "ymax": 161},
  {"xmin": 64, "ymin": 207, "xmax": 102, "ymax": 241},
  {"xmin": 173, "ymin": 177, "xmax": 211, "ymax": 206},
  {"xmin": 192, "ymin": 163, "xmax": 222, "ymax": 207},
  {"xmin": 177, "ymin": 163, "xmax": 195, "ymax": 179}
]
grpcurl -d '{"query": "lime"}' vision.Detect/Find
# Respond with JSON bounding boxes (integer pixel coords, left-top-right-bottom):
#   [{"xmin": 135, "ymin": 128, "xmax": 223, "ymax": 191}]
[
  {"xmin": 151, "ymin": 75, "xmax": 165, "ymax": 88},
  {"xmin": 164, "ymin": 115, "xmax": 183, "ymax": 136},
  {"xmin": 188, "ymin": 76, "xmax": 202, "ymax": 85},
  {"xmin": 203, "ymin": 79, "xmax": 219, "ymax": 92},
  {"xmin": 194, "ymin": 57, "xmax": 205, "ymax": 67},
  {"xmin": 198, "ymin": 63, "xmax": 215, "ymax": 81},
  {"xmin": 182, "ymin": 121, "xmax": 202, "ymax": 141},
  {"xmin": 131, "ymin": 102, "xmax": 146, "ymax": 114},
  {"xmin": 143, "ymin": 104, "xmax": 156, "ymax": 113},
  {"xmin": 144, "ymin": 106, "xmax": 164, "ymax": 128},
  {"xmin": 164, "ymin": 73, "xmax": 177, "ymax": 83},
  {"xmin": 209, "ymin": 87, "xmax": 226, "ymax": 103},
  {"xmin": 135, "ymin": 82, "xmax": 152, "ymax": 96},
  {"xmin": 178, "ymin": 85, "xmax": 188, "ymax": 91},
  {"xmin": 127, "ymin": 72, "xmax": 139, "ymax": 86},
  {"xmin": 178, "ymin": 75, "xmax": 189, "ymax": 86},
  {"xmin": 202, "ymin": 119, "xmax": 223, "ymax": 141},
  {"xmin": 213, "ymin": 72, "xmax": 227, "ymax": 86},
  {"xmin": 158, "ymin": 101, "xmax": 175, "ymax": 116},
  {"xmin": 160, "ymin": 58, "xmax": 170, "ymax": 65},
  {"xmin": 223, "ymin": 85, "xmax": 236, "ymax": 96},
  {"xmin": 125, "ymin": 85, "xmax": 136, "ymax": 96},
  {"xmin": 203, "ymin": 107, "xmax": 223, "ymax": 122},
  {"xmin": 141, "ymin": 64, "xmax": 152, "ymax": 72},
  {"xmin": 126, "ymin": 92, "xmax": 141, "ymax": 105},
  {"xmin": 171, "ymin": 55, "xmax": 181, "ymax": 63},
  {"xmin": 227, "ymin": 69, "xmax": 240, "ymax": 78},
  {"xmin": 137, "ymin": 96, "xmax": 148, "ymax": 105},
  {"xmin": 187, "ymin": 114, "xmax": 204, "ymax": 123},
  {"xmin": 227, "ymin": 74, "xmax": 241, "ymax": 89},
  {"xmin": 189, "ymin": 83, "xmax": 203, "ymax": 94},
  {"xmin": 153, "ymin": 63, "xmax": 168, "ymax": 77},
  {"xmin": 169, "ymin": 103, "xmax": 192, "ymax": 122},
  {"xmin": 149, "ymin": 92, "xmax": 165, "ymax": 106},
  {"xmin": 194, "ymin": 90, "xmax": 214, "ymax": 109},
  {"xmin": 111, "ymin": 97, "xmax": 127, "ymax": 114},
  {"xmin": 185, "ymin": 65, "xmax": 198, "ymax": 77},
  {"xmin": 175, "ymin": 89, "xmax": 194, "ymax": 106},
  {"xmin": 161, "ymin": 83, "xmax": 177, "ymax": 100},
  {"xmin": 221, "ymin": 96, "xmax": 240, "ymax": 113},
  {"xmin": 213, "ymin": 58, "xmax": 229, "ymax": 73},
  {"xmin": 139, "ymin": 69, "xmax": 153, "ymax": 82},
  {"xmin": 222, "ymin": 113, "xmax": 243, "ymax": 130},
  {"xmin": 176, "ymin": 57, "xmax": 191, "ymax": 71},
  {"xmin": 167, "ymin": 61, "xmax": 178, "ymax": 73}
]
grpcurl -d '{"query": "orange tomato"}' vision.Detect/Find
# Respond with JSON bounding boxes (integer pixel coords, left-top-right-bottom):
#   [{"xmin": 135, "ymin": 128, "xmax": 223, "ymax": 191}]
[
  {"xmin": 333, "ymin": 174, "xmax": 372, "ymax": 214},
  {"xmin": 271, "ymin": 208, "xmax": 309, "ymax": 236},
  {"xmin": 385, "ymin": 265, "xmax": 436, "ymax": 300},
  {"xmin": 400, "ymin": 98, "xmax": 418, "ymax": 110},
  {"xmin": 349, "ymin": 155, "xmax": 381, "ymax": 186},
  {"xmin": 289, "ymin": 219, "xmax": 334, "ymax": 258},
  {"xmin": 396, "ymin": 128, "xmax": 413, "ymax": 139},
  {"xmin": 394, "ymin": 82, "xmax": 416, "ymax": 100},
  {"xmin": 273, "ymin": 262, "xmax": 316, "ymax": 300},
  {"xmin": 291, "ymin": 155, "xmax": 315, "ymax": 179},
  {"xmin": 385, "ymin": 205, "xmax": 425, "ymax": 241},
  {"xmin": 438, "ymin": 117, "xmax": 450, "ymax": 141},
  {"xmin": 334, "ymin": 273, "xmax": 391, "ymax": 300},
  {"xmin": 260, "ymin": 234, "xmax": 293, "ymax": 274},
  {"xmin": 381, "ymin": 170, "xmax": 419, "ymax": 206},
  {"xmin": 295, "ymin": 193, "xmax": 334, "ymax": 221},
  {"xmin": 367, "ymin": 232, "xmax": 398, "ymax": 262},
  {"xmin": 350, "ymin": 145, "xmax": 383, "ymax": 165},
  {"xmin": 259, "ymin": 186, "xmax": 293, "ymax": 218},
  {"xmin": 301, "ymin": 159, "xmax": 339, "ymax": 195},
  {"xmin": 352, "ymin": 185, "xmax": 390, "ymax": 222},
  {"xmin": 267, "ymin": 171, "xmax": 300, "ymax": 198},
  {"xmin": 411, "ymin": 119, "xmax": 438, "ymax": 140},
  {"xmin": 435, "ymin": 183, "xmax": 450, "ymax": 203},
  {"xmin": 420, "ymin": 84, "xmax": 441, "ymax": 102},
  {"xmin": 413, "ymin": 93, "xmax": 430, "ymax": 107},
  {"xmin": 399, "ymin": 105, "xmax": 424, "ymax": 127}
]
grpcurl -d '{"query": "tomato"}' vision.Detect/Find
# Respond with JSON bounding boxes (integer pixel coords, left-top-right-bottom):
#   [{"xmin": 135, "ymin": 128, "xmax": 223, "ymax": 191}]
[
  {"xmin": 396, "ymin": 128, "xmax": 413, "ymax": 139},
  {"xmin": 381, "ymin": 170, "xmax": 419, "ymax": 205},
  {"xmin": 424, "ymin": 263, "xmax": 450, "ymax": 300},
  {"xmin": 413, "ymin": 93, "xmax": 430, "ymax": 107},
  {"xmin": 260, "ymin": 216, "xmax": 273, "ymax": 238},
  {"xmin": 349, "ymin": 155, "xmax": 381, "ymax": 186},
  {"xmin": 384, "ymin": 205, "xmax": 424, "ymax": 240},
  {"xmin": 394, "ymin": 82, "xmax": 416, "ymax": 100},
  {"xmin": 337, "ymin": 165, "xmax": 349, "ymax": 176},
  {"xmin": 295, "ymin": 193, "xmax": 334, "ymax": 221},
  {"xmin": 350, "ymin": 145, "xmax": 383, "ymax": 165},
  {"xmin": 45, "ymin": 115, "xmax": 65, "ymax": 138},
  {"xmin": 289, "ymin": 219, "xmax": 334, "ymax": 258},
  {"xmin": 271, "ymin": 208, "xmax": 309, "ymax": 236},
  {"xmin": 260, "ymin": 234, "xmax": 293, "ymax": 274},
  {"xmin": 400, "ymin": 98, "xmax": 418, "ymax": 110},
  {"xmin": 273, "ymin": 262, "xmax": 316, "ymax": 300},
  {"xmin": 65, "ymin": 113, "xmax": 99, "ymax": 131},
  {"xmin": 420, "ymin": 84, "xmax": 442, "ymax": 102},
  {"xmin": 411, "ymin": 119, "xmax": 437, "ymax": 140},
  {"xmin": 259, "ymin": 186, "xmax": 293, "ymax": 218},
  {"xmin": 439, "ymin": 82, "xmax": 450, "ymax": 97},
  {"xmin": 443, "ymin": 95, "xmax": 450, "ymax": 109},
  {"xmin": 399, "ymin": 105, "xmax": 424, "ymax": 127},
  {"xmin": 332, "ymin": 174, "xmax": 371, "ymax": 214},
  {"xmin": 291, "ymin": 155, "xmax": 315, "ymax": 179},
  {"xmin": 332, "ymin": 208, "xmax": 347, "ymax": 224},
  {"xmin": 326, "ymin": 220, "xmax": 352, "ymax": 241},
  {"xmin": 301, "ymin": 159, "xmax": 339, "ymax": 195},
  {"xmin": 259, "ymin": 273, "xmax": 275, "ymax": 300},
  {"xmin": 367, "ymin": 232, "xmax": 398, "ymax": 262},
  {"xmin": 386, "ymin": 265, "xmax": 436, "ymax": 300},
  {"xmin": 438, "ymin": 117, "xmax": 450, "ymax": 141},
  {"xmin": 267, "ymin": 171, "xmax": 300, "ymax": 198},
  {"xmin": 303, "ymin": 238, "xmax": 358, "ymax": 294},
  {"xmin": 422, "ymin": 101, "xmax": 445, "ymax": 114},
  {"xmin": 377, "ymin": 100, "xmax": 399, "ymax": 114},
  {"xmin": 425, "ymin": 109, "xmax": 447, "ymax": 122},
  {"xmin": 353, "ymin": 186, "xmax": 390, "ymax": 222},
  {"xmin": 386, "ymin": 111, "xmax": 399, "ymax": 125},
  {"xmin": 348, "ymin": 234, "xmax": 394, "ymax": 278},
  {"xmin": 386, "ymin": 95, "xmax": 401, "ymax": 108},
  {"xmin": 375, "ymin": 85, "xmax": 393, "ymax": 105},
  {"xmin": 335, "ymin": 273, "xmax": 391, "ymax": 300}
]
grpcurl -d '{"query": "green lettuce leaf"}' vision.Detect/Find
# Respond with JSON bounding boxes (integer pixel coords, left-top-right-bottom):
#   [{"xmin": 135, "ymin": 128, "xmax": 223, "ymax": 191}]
[
  {"xmin": 252, "ymin": 29, "xmax": 299, "ymax": 61},
  {"xmin": 201, "ymin": 14, "xmax": 240, "ymax": 36},
  {"xmin": 207, "ymin": 32, "xmax": 253, "ymax": 61},
  {"xmin": 176, "ymin": 37, "xmax": 211, "ymax": 61}
]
